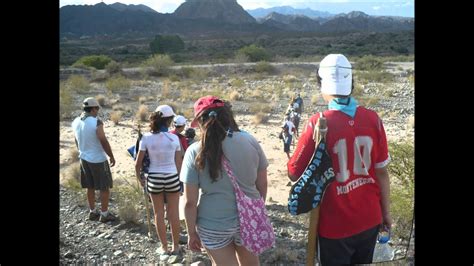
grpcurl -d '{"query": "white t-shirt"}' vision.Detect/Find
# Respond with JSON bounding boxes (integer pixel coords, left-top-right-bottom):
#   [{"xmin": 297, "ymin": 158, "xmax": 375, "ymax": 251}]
[
  {"xmin": 285, "ymin": 120, "xmax": 295, "ymax": 136},
  {"xmin": 139, "ymin": 132, "xmax": 181, "ymax": 174},
  {"xmin": 72, "ymin": 115, "xmax": 107, "ymax": 163}
]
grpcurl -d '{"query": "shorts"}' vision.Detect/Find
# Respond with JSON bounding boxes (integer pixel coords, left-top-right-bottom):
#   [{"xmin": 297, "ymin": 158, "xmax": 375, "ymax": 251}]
[
  {"xmin": 318, "ymin": 224, "xmax": 379, "ymax": 265},
  {"xmin": 80, "ymin": 159, "xmax": 113, "ymax": 191},
  {"xmin": 197, "ymin": 225, "xmax": 242, "ymax": 250},
  {"xmin": 146, "ymin": 172, "xmax": 180, "ymax": 194}
]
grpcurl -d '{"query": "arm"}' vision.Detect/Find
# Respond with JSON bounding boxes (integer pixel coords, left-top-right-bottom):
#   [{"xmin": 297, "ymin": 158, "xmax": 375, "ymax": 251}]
[
  {"xmin": 375, "ymin": 166, "xmax": 392, "ymax": 229},
  {"xmin": 256, "ymin": 168, "xmax": 268, "ymax": 201},
  {"xmin": 175, "ymin": 150, "xmax": 183, "ymax": 175},
  {"xmin": 184, "ymin": 184, "xmax": 202, "ymax": 252},
  {"xmin": 135, "ymin": 150, "xmax": 145, "ymax": 186},
  {"xmin": 96, "ymin": 124, "xmax": 115, "ymax": 167},
  {"xmin": 287, "ymin": 118, "xmax": 317, "ymax": 181}
]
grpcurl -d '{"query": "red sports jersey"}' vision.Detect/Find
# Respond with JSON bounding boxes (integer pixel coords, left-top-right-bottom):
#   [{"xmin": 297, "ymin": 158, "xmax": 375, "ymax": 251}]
[
  {"xmin": 288, "ymin": 107, "xmax": 390, "ymax": 239},
  {"xmin": 170, "ymin": 130, "xmax": 189, "ymax": 153}
]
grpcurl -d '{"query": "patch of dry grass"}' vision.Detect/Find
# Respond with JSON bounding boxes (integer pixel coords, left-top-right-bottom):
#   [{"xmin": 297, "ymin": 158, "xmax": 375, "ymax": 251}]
[
  {"xmin": 138, "ymin": 96, "xmax": 147, "ymax": 105},
  {"xmin": 253, "ymin": 112, "xmax": 269, "ymax": 124},
  {"xmin": 110, "ymin": 111, "xmax": 123, "ymax": 125},
  {"xmin": 136, "ymin": 105, "xmax": 149, "ymax": 122}
]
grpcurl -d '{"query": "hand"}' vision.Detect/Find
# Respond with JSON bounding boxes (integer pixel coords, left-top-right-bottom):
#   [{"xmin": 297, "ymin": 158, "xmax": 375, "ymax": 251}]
[
  {"xmin": 187, "ymin": 231, "xmax": 202, "ymax": 252},
  {"xmin": 382, "ymin": 213, "xmax": 393, "ymax": 231},
  {"xmin": 109, "ymin": 157, "xmax": 115, "ymax": 167}
]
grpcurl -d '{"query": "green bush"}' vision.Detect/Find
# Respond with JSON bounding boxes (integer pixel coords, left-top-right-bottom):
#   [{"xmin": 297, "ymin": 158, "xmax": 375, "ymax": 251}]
[
  {"xmin": 388, "ymin": 141, "xmax": 414, "ymax": 241},
  {"xmin": 60, "ymin": 82, "xmax": 74, "ymax": 119},
  {"xmin": 237, "ymin": 44, "xmax": 270, "ymax": 62},
  {"xmin": 67, "ymin": 75, "xmax": 91, "ymax": 93},
  {"xmin": 355, "ymin": 55, "xmax": 384, "ymax": 71},
  {"xmin": 73, "ymin": 55, "xmax": 113, "ymax": 70},
  {"xmin": 105, "ymin": 61, "xmax": 122, "ymax": 75},
  {"xmin": 254, "ymin": 61, "xmax": 275, "ymax": 74},
  {"xmin": 106, "ymin": 75, "xmax": 131, "ymax": 93},
  {"xmin": 149, "ymin": 34, "xmax": 185, "ymax": 55},
  {"xmin": 143, "ymin": 54, "xmax": 174, "ymax": 76}
]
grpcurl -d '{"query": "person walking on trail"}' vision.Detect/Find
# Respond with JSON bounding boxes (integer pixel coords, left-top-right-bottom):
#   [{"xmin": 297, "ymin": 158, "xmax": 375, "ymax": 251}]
[
  {"xmin": 184, "ymin": 128, "xmax": 196, "ymax": 146},
  {"xmin": 287, "ymin": 54, "xmax": 392, "ymax": 265},
  {"xmin": 71, "ymin": 97, "xmax": 117, "ymax": 223},
  {"xmin": 170, "ymin": 115, "xmax": 189, "ymax": 158},
  {"xmin": 280, "ymin": 117, "xmax": 296, "ymax": 158},
  {"xmin": 181, "ymin": 95, "xmax": 269, "ymax": 266},
  {"xmin": 134, "ymin": 105, "xmax": 183, "ymax": 256},
  {"xmin": 293, "ymin": 92, "xmax": 304, "ymax": 114}
]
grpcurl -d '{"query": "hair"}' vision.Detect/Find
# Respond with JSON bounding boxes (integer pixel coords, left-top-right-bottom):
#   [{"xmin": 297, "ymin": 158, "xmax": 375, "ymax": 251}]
[
  {"xmin": 149, "ymin": 111, "xmax": 173, "ymax": 133},
  {"xmin": 315, "ymin": 66, "xmax": 354, "ymax": 98},
  {"xmin": 195, "ymin": 102, "xmax": 239, "ymax": 182},
  {"xmin": 185, "ymin": 128, "xmax": 196, "ymax": 139},
  {"xmin": 83, "ymin": 106, "xmax": 98, "ymax": 112}
]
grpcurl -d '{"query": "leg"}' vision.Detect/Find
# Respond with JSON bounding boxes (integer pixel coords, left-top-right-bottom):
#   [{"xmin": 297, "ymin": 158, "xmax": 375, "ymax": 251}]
[
  {"xmin": 351, "ymin": 225, "xmax": 379, "ymax": 264},
  {"xmin": 235, "ymin": 245, "xmax": 260, "ymax": 266},
  {"xmin": 205, "ymin": 243, "xmax": 239, "ymax": 266},
  {"xmin": 87, "ymin": 188, "xmax": 96, "ymax": 210},
  {"xmin": 165, "ymin": 192, "xmax": 181, "ymax": 253},
  {"xmin": 318, "ymin": 235, "xmax": 353, "ymax": 266},
  {"xmin": 150, "ymin": 193, "xmax": 168, "ymax": 252},
  {"xmin": 99, "ymin": 189, "xmax": 110, "ymax": 212}
]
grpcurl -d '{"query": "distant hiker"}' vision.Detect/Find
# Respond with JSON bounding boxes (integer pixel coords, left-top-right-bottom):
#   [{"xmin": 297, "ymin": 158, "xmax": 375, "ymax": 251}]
[
  {"xmin": 293, "ymin": 92, "xmax": 304, "ymax": 114},
  {"xmin": 170, "ymin": 114, "xmax": 188, "ymax": 194},
  {"xmin": 181, "ymin": 96, "xmax": 270, "ymax": 265},
  {"xmin": 184, "ymin": 128, "xmax": 196, "ymax": 146},
  {"xmin": 134, "ymin": 105, "xmax": 183, "ymax": 255},
  {"xmin": 71, "ymin": 97, "xmax": 117, "ymax": 223},
  {"xmin": 287, "ymin": 54, "xmax": 392, "ymax": 265},
  {"xmin": 280, "ymin": 119, "xmax": 296, "ymax": 159},
  {"xmin": 170, "ymin": 115, "xmax": 189, "ymax": 158}
]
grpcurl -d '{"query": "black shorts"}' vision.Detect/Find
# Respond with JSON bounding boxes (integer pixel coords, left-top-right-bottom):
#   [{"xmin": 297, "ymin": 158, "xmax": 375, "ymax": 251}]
[
  {"xmin": 318, "ymin": 224, "xmax": 380, "ymax": 266},
  {"xmin": 80, "ymin": 159, "xmax": 113, "ymax": 191}
]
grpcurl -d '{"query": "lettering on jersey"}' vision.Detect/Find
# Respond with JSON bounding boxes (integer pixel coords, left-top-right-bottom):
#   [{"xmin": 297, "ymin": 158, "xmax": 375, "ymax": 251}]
[{"xmin": 336, "ymin": 177, "xmax": 375, "ymax": 195}]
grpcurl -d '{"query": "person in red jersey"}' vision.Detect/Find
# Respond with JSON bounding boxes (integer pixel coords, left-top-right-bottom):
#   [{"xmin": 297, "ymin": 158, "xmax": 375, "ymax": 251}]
[{"xmin": 287, "ymin": 54, "xmax": 392, "ymax": 265}]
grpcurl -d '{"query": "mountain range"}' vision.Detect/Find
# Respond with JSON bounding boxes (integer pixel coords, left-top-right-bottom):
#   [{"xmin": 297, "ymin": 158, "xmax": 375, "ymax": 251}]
[{"xmin": 60, "ymin": 1, "xmax": 414, "ymax": 37}]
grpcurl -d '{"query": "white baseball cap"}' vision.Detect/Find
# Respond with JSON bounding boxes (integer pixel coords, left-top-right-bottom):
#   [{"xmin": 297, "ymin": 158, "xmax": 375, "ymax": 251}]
[
  {"xmin": 155, "ymin": 105, "xmax": 175, "ymax": 117},
  {"xmin": 318, "ymin": 54, "xmax": 352, "ymax": 96},
  {"xmin": 174, "ymin": 115, "xmax": 186, "ymax": 126},
  {"xmin": 82, "ymin": 97, "xmax": 100, "ymax": 108}
]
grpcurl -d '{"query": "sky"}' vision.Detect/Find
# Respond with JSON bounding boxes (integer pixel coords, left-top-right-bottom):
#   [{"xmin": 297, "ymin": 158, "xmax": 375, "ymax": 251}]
[{"xmin": 59, "ymin": 0, "xmax": 414, "ymax": 17}]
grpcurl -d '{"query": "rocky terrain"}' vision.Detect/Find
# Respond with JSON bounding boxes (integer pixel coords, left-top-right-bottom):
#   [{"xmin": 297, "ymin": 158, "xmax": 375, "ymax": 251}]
[{"xmin": 60, "ymin": 62, "xmax": 414, "ymax": 265}]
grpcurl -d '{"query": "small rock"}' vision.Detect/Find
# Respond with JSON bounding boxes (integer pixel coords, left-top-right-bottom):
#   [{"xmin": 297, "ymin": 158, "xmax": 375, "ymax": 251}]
[
  {"xmin": 64, "ymin": 251, "xmax": 74, "ymax": 258},
  {"xmin": 128, "ymin": 253, "xmax": 135, "ymax": 259},
  {"xmin": 114, "ymin": 250, "xmax": 122, "ymax": 256}
]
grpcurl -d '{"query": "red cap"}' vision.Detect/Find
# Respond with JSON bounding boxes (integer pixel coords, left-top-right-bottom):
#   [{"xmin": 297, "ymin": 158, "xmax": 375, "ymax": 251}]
[{"xmin": 190, "ymin": 95, "xmax": 225, "ymax": 127}]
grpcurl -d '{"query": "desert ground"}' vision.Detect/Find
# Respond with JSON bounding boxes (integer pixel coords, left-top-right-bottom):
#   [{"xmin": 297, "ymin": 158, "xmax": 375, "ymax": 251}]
[{"xmin": 60, "ymin": 61, "xmax": 414, "ymax": 206}]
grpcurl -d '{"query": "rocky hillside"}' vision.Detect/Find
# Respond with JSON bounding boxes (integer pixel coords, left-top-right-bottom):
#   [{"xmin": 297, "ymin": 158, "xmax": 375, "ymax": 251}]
[{"xmin": 174, "ymin": 0, "xmax": 256, "ymax": 24}]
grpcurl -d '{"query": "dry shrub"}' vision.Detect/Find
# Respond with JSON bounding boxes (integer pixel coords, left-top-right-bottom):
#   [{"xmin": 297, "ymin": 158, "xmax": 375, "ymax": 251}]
[
  {"xmin": 60, "ymin": 84, "xmax": 74, "ymax": 120},
  {"xmin": 136, "ymin": 105, "xmax": 149, "ymax": 122},
  {"xmin": 106, "ymin": 75, "xmax": 131, "ymax": 93},
  {"xmin": 67, "ymin": 75, "xmax": 91, "ymax": 93},
  {"xmin": 311, "ymin": 95, "xmax": 319, "ymax": 105},
  {"xmin": 139, "ymin": 96, "xmax": 147, "ymax": 104},
  {"xmin": 162, "ymin": 80, "xmax": 171, "ymax": 98},
  {"xmin": 229, "ymin": 90, "xmax": 241, "ymax": 101},
  {"xmin": 253, "ymin": 112, "xmax": 269, "ymax": 124},
  {"xmin": 182, "ymin": 108, "xmax": 194, "ymax": 120},
  {"xmin": 95, "ymin": 94, "xmax": 107, "ymax": 107},
  {"xmin": 114, "ymin": 184, "xmax": 141, "ymax": 224},
  {"xmin": 112, "ymin": 104, "xmax": 125, "ymax": 111},
  {"xmin": 62, "ymin": 162, "xmax": 81, "ymax": 191},
  {"xmin": 110, "ymin": 111, "xmax": 123, "ymax": 125},
  {"xmin": 406, "ymin": 115, "xmax": 414, "ymax": 129},
  {"xmin": 69, "ymin": 147, "xmax": 79, "ymax": 163}
]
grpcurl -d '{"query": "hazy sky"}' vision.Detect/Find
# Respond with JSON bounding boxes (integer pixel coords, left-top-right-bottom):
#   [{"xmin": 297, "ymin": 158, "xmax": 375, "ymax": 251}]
[{"xmin": 59, "ymin": 0, "xmax": 414, "ymax": 17}]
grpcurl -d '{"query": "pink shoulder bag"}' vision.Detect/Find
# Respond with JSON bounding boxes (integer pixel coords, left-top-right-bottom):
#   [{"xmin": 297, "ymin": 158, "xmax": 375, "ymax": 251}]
[{"xmin": 222, "ymin": 157, "xmax": 275, "ymax": 255}]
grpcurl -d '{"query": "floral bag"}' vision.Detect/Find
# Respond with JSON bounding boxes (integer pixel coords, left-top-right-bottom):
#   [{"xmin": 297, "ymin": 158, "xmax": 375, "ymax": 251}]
[{"xmin": 222, "ymin": 157, "xmax": 275, "ymax": 255}]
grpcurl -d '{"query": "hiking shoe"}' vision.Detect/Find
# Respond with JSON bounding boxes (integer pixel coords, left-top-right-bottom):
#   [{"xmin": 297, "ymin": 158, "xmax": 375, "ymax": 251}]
[
  {"xmin": 88, "ymin": 211, "xmax": 100, "ymax": 221},
  {"xmin": 99, "ymin": 212, "xmax": 118, "ymax": 223}
]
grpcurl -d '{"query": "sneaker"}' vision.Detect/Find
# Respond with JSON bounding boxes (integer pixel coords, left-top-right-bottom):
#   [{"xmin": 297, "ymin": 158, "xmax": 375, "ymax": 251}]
[
  {"xmin": 99, "ymin": 212, "xmax": 118, "ymax": 223},
  {"xmin": 88, "ymin": 211, "xmax": 100, "ymax": 221}
]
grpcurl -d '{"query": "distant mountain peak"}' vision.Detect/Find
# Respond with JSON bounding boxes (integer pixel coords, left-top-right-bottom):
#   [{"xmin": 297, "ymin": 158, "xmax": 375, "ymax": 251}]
[
  {"xmin": 109, "ymin": 2, "xmax": 158, "ymax": 13},
  {"xmin": 174, "ymin": 0, "xmax": 256, "ymax": 24}
]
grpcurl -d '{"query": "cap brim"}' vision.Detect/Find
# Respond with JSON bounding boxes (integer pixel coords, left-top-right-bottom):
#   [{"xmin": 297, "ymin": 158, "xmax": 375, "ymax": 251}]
[{"xmin": 190, "ymin": 117, "xmax": 199, "ymax": 128}]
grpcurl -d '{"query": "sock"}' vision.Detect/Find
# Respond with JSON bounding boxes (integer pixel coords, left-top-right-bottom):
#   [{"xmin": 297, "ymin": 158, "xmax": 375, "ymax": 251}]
[
  {"xmin": 90, "ymin": 208, "xmax": 97, "ymax": 213},
  {"xmin": 101, "ymin": 210, "xmax": 109, "ymax": 217}
]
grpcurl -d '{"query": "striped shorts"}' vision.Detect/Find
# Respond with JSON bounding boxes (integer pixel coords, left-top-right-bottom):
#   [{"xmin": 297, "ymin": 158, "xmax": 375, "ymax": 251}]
[
  {"xmin": 146, "ymin": 172, "xmax": 180, "ymax": 194},
  {"xmin": 197, "ymin": 225, "xmax": 242, "ymax": 250}
]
